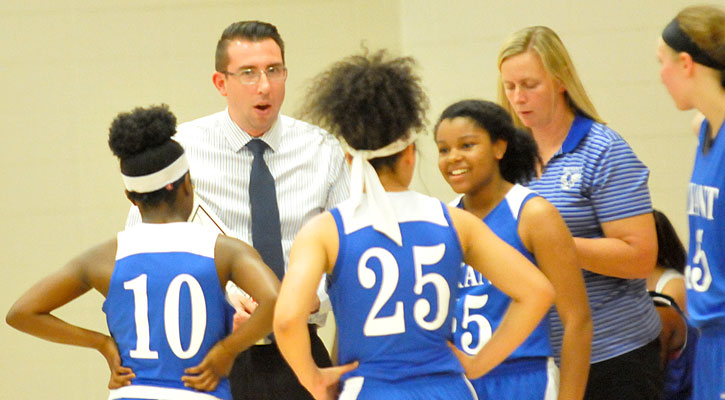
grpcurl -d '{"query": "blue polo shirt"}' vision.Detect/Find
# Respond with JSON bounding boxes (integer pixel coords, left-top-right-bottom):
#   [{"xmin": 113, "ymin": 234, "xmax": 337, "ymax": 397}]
[{"xmin": 527, "ymin": 114, "xmax": 661, "ymax": 363}]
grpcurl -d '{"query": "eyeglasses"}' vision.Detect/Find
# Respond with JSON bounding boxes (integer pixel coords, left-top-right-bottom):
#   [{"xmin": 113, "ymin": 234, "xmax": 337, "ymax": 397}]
[{"xmin": 223, "ymin": 65, "xmax": 287, "ymax": 85}]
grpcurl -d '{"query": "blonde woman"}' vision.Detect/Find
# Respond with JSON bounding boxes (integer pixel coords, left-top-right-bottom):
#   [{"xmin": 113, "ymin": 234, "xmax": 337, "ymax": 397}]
[
  {"xmin": 656, "ymin": 5, "xmax": 725, "ymax": 399},
  {"xmin": 498, "ymin": 26, "xmax": 661, "ymax": 399}
]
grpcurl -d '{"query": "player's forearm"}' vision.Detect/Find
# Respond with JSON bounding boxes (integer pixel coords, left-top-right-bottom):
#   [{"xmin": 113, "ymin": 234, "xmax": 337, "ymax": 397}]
[
  {"xmin": 557, "ymin": 316, "xmax": 592, "ymax": 400},
  {"xmin": 574, "ymin": 237, "xmax": 655, "ymax": 279},
  {"xmin": 274, "ymin": 311, "xmax": 320, "ymax": 390},
  {"xmin": 6, "ymin": 311, "xmax": 108, "ymax": 351},
  {"xmin": 469, "ymin": 289, "xmax": 554, "ymax": 378},
  {"xmin": 223, "ymin": 300, "xmax": 276, "ymax": 355}
]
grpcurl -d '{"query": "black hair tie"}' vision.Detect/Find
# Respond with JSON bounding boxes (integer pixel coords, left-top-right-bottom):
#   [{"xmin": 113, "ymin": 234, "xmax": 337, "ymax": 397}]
[{"xmin": 662, "ymin": 18, "xmax": 725, "ymax": 70}]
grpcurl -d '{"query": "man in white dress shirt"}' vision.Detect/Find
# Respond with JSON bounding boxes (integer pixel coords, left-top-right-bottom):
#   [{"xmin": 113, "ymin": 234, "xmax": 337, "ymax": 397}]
[{"xmin": 126, "ymin": 20, "xmax": 349, "ymax": 400}]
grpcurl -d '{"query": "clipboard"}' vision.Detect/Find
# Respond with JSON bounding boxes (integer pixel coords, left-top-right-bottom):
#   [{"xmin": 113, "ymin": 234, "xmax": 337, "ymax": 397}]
[{"xmin": 188, "ymin": 195, "xmax": 268, "ymax": 343}]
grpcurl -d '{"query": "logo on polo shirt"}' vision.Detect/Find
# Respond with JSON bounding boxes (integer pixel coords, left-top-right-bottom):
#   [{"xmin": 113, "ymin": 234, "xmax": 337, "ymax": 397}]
[{"xmin": 560, "ymin": 166, "xmax": 582, "ymax": 190}]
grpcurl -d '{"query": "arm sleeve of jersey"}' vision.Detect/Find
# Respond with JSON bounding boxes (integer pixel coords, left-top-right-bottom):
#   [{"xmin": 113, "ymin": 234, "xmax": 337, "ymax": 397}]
[{"xmin": 589, "ymin": 136, "xmax": 653, "ymax": 223}]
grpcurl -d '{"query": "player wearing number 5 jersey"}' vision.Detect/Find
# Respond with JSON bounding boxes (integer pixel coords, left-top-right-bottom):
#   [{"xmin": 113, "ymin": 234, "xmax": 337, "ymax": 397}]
[
  {"xmin": 656, "ymin": 5, "xmax": 725, "ymax": 399},
  {"xmin": 273, "ymin": 50, "xmax": 555, "ymax": 400},
  {"xmin": 436, "ymin": 100, "xmax": 591, "ymax": 400},
  {"xmin": 6, "ymin": 105, "xmax": 279, "ymax": 400}
]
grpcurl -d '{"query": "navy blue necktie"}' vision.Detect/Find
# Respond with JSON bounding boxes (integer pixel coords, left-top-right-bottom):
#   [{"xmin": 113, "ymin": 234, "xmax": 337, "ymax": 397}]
[{"xmin": 247, "ymin": 139, "xmax": 285, "ymax": 280}]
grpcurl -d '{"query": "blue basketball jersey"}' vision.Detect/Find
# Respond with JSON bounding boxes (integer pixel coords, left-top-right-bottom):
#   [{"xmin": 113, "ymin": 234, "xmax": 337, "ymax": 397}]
[
  {"xmin": 452, "ymin": 184, "xmax": 552, "ymax": 361},
  {"xmin": 104, "ymin": 222, "xmax": 235, "ymax": 400},
  {"xmin": 328, "ymin": 191, "xmax": 464, "ymax": 382},
  {"xmin": 685, "ymin": 120, "xmax": 725, "ymax": 329}
]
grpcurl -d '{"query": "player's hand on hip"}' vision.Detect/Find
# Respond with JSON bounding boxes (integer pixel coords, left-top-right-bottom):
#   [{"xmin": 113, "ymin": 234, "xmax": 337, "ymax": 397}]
[
  {"xmin": 99, "ymin": 335, "xmax": 135, "ymax": 389},
  {"xmin": 182, "ymin": 341, "xmax": 236, "ymax": 392},
  {"xmin": 307, "ymin": 361, "xmax": 359, "ymax": 400},
  {"xmin": 447, "ymin": 342, "xmax": 478, "ymax": 379}
]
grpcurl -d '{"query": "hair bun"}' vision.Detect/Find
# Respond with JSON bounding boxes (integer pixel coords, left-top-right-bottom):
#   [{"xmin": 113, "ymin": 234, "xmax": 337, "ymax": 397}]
[{"xmin": 108, "ymin": 104, "xmax": 177, "ymax": 160}]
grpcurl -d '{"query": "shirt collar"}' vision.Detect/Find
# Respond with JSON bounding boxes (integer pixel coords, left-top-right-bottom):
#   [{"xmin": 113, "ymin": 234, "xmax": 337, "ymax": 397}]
[
  {"xmin": 221, "ymin": 107, "xmax": 282, "ymax": 153},
  {"xmin": 560, "ymin": 113, "xmax": 594, "ymax": 154}
]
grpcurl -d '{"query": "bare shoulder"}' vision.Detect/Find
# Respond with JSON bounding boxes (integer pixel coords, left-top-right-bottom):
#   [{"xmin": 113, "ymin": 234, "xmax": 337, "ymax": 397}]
[
  {"xmin": 75, "ymin": 237, "xmax": 118, "ymax": 293},
  {"xmin": 446, "ymin": 206, "xmax": 482, "ymax": 251},
  {"xmin": 519, "ymin": 196, "xmax": 560, "ymax": 223},
  {"xmin": 446, "ymin": 205, "xmax": 477, "ymax": 226},
  {"xmin": 77, "ymin": 238, "xmax": 117, "ymax": 268},
  {"xmin": 215, "ymin": 234, "xmax": 254, "ymax": 253},
  {"xmin": 519, "ymin": 196, "xmax": 567, "ymax": 239},
  {"xmin": 296, "ymin": 211, "xmax": 336, "ymax": 239}
]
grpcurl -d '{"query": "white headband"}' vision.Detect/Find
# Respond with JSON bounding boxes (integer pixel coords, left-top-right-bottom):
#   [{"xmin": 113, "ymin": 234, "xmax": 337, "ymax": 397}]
[
  {"xmin": 342, "ymin": 133, "xmax": 419, "ymax": 247},
  {"xmin": 122, "ymin": 154, "xmax": 189, "ymax": 193}
]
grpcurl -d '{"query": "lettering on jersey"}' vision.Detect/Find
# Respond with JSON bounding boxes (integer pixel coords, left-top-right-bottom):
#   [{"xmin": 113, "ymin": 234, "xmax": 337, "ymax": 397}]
[
  {"xmin": 687, "ymin": 183, "xmax": 719, "ymax": 221},
  {"xmin": 685, "ymin": 229, "xmax": 712, "ymax": 292},
  {"xmin": 458, "ymin": 264, "xmax": 485, "ymax": 288},
  {"xmin": 560, "ymin": 166, "xmax": 582, "ymax": 191}
]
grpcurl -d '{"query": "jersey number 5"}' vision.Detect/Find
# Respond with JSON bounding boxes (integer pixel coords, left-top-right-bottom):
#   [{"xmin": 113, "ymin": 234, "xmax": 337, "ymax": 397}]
[{"xmin": 358, "ymin": 244, "xmax": 451, "ymax": 337}]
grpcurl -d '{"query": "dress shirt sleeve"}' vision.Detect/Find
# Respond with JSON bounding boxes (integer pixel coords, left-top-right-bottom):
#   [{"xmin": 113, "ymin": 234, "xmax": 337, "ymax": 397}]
[
  {"xmin": 310, "ymin": 143, "xmax": 348, "ymax": 326},
  {"xmin": 325, "ymin": 146, "xmax": 351, "ymax": 210}
]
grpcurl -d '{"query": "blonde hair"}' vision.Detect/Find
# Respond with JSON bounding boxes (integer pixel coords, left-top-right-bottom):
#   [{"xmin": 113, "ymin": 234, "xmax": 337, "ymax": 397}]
[
  {"xmin": 675, "ymin": 5, "xmax": 725, "ymax": 88},
  {"xmin": 497, "ymin": 26, "xmax": 604, "ymax": 130}
]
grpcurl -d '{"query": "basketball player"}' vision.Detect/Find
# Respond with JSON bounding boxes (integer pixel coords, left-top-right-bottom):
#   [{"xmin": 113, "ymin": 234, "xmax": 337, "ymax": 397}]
[
  {"xmin": 273, "ymin": 50, "xmax": 555, "ymax": 400},
  {"xmin": 657, "ymin": 6, "xmax": 725, "ymax": 398},
  {"xmin": 6, "ymin": 104, "xmax": 279, "ymax": 400}
]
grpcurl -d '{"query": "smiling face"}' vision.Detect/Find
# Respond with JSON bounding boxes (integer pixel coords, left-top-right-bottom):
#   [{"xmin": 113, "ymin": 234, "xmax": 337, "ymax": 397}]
[
  {"xmin": 500, "ymin": 51, "xmax": 568, "ymax": 132},
  {"xmin": 436, "ymin": 117, "xmax": 507, "ymax": 196},
  {"xmin": 214, "ymin": 38, "xmax": 286, "ymax": 137}
]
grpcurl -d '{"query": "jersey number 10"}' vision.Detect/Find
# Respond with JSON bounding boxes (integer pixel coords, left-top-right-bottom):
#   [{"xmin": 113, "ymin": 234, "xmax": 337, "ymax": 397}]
[{"xmin": 123, "ymin": 273, "xmax": 207, "ymax": 360}]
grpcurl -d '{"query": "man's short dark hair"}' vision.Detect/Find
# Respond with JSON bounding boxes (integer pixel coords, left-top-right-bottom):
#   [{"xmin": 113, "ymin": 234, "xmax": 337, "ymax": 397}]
[{"xmin": 215, "ymin": 20, "xmax": 285, "ymax": 71}]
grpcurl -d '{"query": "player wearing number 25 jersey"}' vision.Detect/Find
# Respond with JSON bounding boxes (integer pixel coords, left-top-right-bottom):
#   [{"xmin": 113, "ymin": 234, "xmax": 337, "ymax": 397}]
[
  {"xmin": 329, "ymin": 192, "xmax": 467, "ymax": 391},
  {"xmin": 273, "ymin": 51, "xmax": 555, "ymax": 400},
  {"xmin": 105, "ymin": 222, "xmax": 234, "ymax": 400}
]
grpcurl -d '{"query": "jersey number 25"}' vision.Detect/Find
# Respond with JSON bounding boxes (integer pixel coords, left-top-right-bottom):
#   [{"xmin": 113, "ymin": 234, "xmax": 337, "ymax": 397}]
[{"xmin": 358, "ymin": 244, "xmax": 450, "ymax": 337}]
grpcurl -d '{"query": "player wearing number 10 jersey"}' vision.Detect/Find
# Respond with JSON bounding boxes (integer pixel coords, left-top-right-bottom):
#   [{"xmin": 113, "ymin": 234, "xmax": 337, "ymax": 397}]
[
  {"xmin": 273, "ymin": 51, "xmax": 555, "ymax": 400},
  {"xmin": 6, "ymin": 105, "xmax": 279, "ymax": 400},
  {"xmin": 105, "ymin": 222, "xmax": 235, "ymax": 399}
]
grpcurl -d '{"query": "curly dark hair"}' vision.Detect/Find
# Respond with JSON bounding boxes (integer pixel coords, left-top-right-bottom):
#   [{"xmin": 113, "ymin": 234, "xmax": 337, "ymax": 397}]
[
  {"xmin": 653, "ymin": 209, "xmax": 687, "ymax": 274},
  {"xmin": 435, "ymin": 99, "xmax": 541, "ymax": 184},
  {"xmin": 299, "ymin": 49, "xmax": 428, "ymax": 170},
  {"xmin": 108, "ymin": 104, "xmax": 185, "ymax": 207}
]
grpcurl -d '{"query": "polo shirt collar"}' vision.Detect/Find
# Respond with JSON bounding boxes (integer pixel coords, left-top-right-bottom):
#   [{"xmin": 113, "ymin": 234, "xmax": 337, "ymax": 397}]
[
  {"xmin": 559, "ymin": 113, "xmax": 594, "ymax": 154},
  {"xmin": 221, "ymin": 107, "xmax": 282, "ymax": 153}
]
